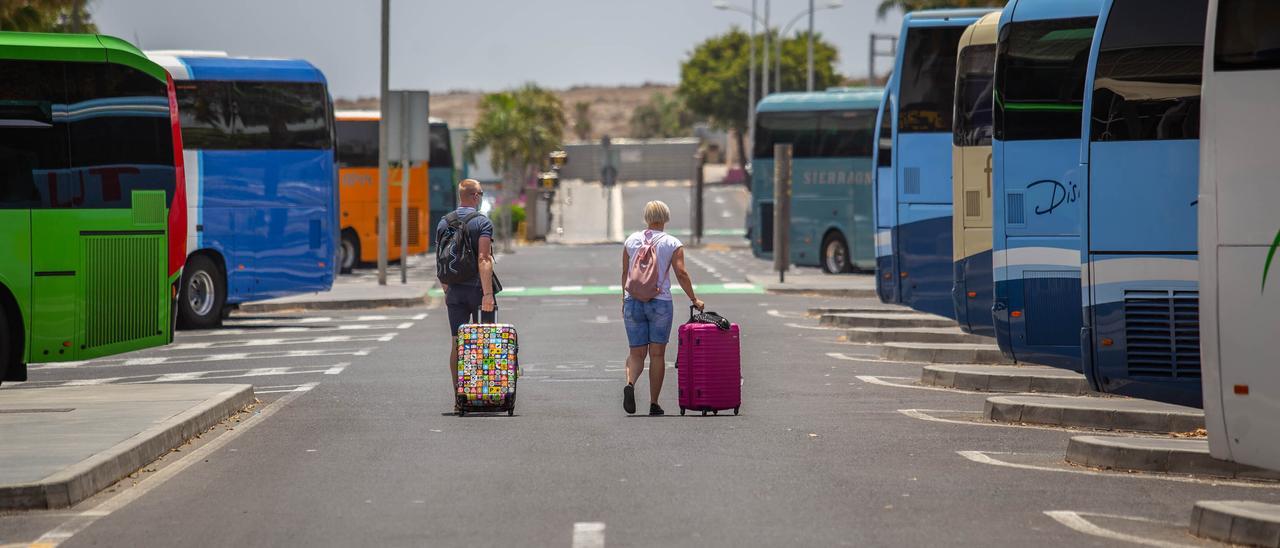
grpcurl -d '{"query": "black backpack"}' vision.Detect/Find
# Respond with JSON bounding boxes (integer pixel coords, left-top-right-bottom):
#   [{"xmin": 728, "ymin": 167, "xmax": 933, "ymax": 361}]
[{"xmin": 436, "ymin": 211, "xmax": 482, "ymax": 284}]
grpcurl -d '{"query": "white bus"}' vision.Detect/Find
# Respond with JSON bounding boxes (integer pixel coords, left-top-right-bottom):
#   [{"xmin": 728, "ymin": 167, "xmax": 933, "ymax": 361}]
[{"xmin": 1199, "ymin": 0, "xmax": 1280, "ymax": 470}]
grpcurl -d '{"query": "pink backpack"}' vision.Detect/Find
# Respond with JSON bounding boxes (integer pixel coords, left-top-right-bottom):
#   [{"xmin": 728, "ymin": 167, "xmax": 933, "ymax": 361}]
[{"xmin": 626, "ymin": 231, "xmax": 665, "ymax": 302}]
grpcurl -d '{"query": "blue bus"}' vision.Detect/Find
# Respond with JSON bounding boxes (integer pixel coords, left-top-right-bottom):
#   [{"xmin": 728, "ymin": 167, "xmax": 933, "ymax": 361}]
[
  {"xmin": 1079, "ymin": 0, "xmax": 1207, "ymax": 406},
  {"xmin": 991, "ymin": 1, "xmax": 1100, "ymax": 369},
  {"xmin": 751, "ymin": 88, "xmax": 882, "ymax": 273},
  {"xmin": 148, "ymin": 52, "xmax": 337, "ymax": 328},
  {"xmin": 873, "ymin": 9, "xmax": 994, "ymax": 318}
]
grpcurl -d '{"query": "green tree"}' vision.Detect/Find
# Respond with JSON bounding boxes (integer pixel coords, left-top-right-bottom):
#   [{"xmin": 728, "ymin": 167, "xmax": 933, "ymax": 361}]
[
  {"xmin": 1, "ymin": 0, "xmax": 97, "ymax": 32},
  {"xmin": 679, "ymin": 28, "xmax": 841, "ymax": 165},
  {"xmin": 572, "ymin": 101, "xmax": 593, "ymax": 141},
  {"xmin": 875, "ymin": 0, "xmax": 1003, "ymax": 18},
  {"xmin": 629, "ymin": 92, "xmax": 695, "ymax": 139}
]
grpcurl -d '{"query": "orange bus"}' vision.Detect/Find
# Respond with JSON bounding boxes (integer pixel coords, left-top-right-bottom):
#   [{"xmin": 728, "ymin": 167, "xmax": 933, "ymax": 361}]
[{"xmin": 334, "ymin": 110, "xmax": 429, "ymax": 273}]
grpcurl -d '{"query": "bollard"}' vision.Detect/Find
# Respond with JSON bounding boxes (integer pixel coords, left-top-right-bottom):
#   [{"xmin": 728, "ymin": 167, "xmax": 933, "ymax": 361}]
[
  {"xmin": 692, "ymin": 152, "xmax": 705, "ymax": 247},
  {"xmin": 773, "ymin": 143, "xmax": 792, "ymax": 283}
]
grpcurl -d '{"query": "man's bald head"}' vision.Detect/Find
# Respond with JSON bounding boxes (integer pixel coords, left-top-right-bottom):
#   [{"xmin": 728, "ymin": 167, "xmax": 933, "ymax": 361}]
[{"xmin": 458, "ymin": 179, "xmax": 482, "ymax": 207}]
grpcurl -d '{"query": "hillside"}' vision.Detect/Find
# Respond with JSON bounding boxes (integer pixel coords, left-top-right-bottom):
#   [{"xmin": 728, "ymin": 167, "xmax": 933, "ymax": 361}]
[{"xmin": 334, "ymin": 83, "xmax": 678, "ymax": 141}]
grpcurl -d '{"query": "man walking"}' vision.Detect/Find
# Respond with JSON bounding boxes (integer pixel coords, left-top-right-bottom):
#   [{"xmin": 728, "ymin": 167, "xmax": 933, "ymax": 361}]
[{"xmin": 437, "ymin": 179, "xmax": 496, "ymax": 400}]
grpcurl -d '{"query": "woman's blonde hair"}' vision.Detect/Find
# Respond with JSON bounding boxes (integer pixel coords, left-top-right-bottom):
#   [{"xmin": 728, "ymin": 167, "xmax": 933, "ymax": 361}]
[{"xmin": 643, "ymin": 200, "xmax": 671, "ymax": 225}]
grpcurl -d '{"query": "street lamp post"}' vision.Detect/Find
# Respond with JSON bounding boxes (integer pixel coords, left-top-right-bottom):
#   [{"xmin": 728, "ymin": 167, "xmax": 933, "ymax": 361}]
[
  {"xmin": 774, "ymin": 0, "xmax": 844, "ymax": 93},
  {"xmin": 712, "ymin": 0, "xmax": 765, "ymax": 169}
]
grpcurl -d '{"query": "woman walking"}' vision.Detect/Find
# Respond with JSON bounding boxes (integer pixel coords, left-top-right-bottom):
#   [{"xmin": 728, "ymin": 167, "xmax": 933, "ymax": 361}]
[{"xmin": 621, "ymin": 200, "xmax": 704, "ymax": 415}]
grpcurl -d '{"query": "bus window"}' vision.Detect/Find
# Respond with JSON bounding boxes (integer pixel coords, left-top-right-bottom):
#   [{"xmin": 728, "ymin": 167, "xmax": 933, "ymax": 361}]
[
  {"xmin": 175, "ymin": 81, "xmax": 234, "ymax": 149},
  {"xmin": 1213, "ymin": 0, "xmax": 1280, "ymax": 71},
  {"xmin": 429, "ymin": 124, "xmax": 453, "ymax": 169},
  {"xmin": 954, "ymin": 44, "xmax": 995, "ymax": 147},
  {"xmin": 64, "ymin": 62, "xmax": 175, "ymax": 208},
  {"xmin": 818, "ymin": 111, "xmax": 876, "ymax": 158},
  {"xmin": 994, "ymin": 17, "xmax": 1097, "ymax": 141},
  {"xmin": 898, "ymin": 26, "xmax": 966, "ymax": 133},
  {"xmin": 336, "ymin": 119, "xmax": 378, "ymax": 168},
  {"xmin": 754, "ymin": 112, "xmax": 820, "ymax": 158},
  {"xmin": 876, "ymin": 99, "xmax": 892, "ymax": 167},
  {"xmin": 228, "ymin": 82, "xmax": 331, "ymax": 150},
  {"xmin": 1091, "ymin": 0, "xmax": 1205, "ymax": 142},
  {"xmin": 0, "ymin": 60, "xmax": 67, "ymax": 207}
]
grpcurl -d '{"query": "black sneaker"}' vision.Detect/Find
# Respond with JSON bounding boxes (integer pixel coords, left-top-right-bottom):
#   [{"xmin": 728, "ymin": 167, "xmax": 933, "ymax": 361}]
[
  {"xmin": 649, "ymin": 403, "xmax": 665, "ymax": 416},
  {"xmin": 623, "ymin": 384, "xmax": 636, "ymax": 414}
]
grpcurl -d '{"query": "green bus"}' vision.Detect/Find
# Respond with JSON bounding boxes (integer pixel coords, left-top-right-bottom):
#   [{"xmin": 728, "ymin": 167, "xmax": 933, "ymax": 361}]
[{"xmin": 0, "ymin": 32, "xmax": 187, "ymax": 385}]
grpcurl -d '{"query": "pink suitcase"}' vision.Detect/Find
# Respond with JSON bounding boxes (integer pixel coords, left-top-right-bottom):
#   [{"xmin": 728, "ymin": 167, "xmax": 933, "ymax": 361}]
[{"xmin": 676, "ymin": 308, "xmax": 741, "ymax": 416}]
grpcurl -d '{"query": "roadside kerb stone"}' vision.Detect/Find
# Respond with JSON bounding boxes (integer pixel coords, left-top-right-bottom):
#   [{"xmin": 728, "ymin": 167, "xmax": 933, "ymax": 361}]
[
  {"xmin": 984, "ymin": 395, "xmax": 1204, "ymax": 433},
  {"xmin": 0, "ymin": 384, "xmax": 255, "ymax": 510},
  {"xmin": 921, "ymin": 364, "xmax": 1089, "ymax": 394},
  {"xmin": 881, "ymin": 342, "xmax": 1014, "ymax": 364},
  {"xmin": 847, "ymin": 327, "xmax": 992, "ymax": 345},
  {"xmin": 1066, "ymin": 437, "xmax": 1280, "ymax": 483},
  {"xmin": 1192, "ymin": 500, "xmax": 1280, "ymax": 547},
  {"xmin": 819, "ymin": 312, "xmax": 956, "ymax": 330}
]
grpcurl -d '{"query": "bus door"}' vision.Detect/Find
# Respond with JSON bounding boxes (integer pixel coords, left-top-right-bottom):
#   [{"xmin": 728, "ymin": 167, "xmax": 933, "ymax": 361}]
[
  {"xmin": 873, "ymin": 94, "xmax": 899, "ymax": 303},
  {"xmin": 1082, "ymin": 0, "xmax": 1206, "ymax": 405}
]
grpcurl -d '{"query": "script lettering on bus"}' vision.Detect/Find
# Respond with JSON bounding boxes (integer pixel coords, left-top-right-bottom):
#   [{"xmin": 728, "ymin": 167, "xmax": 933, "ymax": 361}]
[
  {"xmin": 1026, "ymin": 179, "xmax": 1079, "ymax": 216},
  {"xmin": 801, "ymin": 171, "xmax": 873, "ymax": 185},
  {"xmin": 341, "ymin": 173, "xmax": 374, "ymax": 187}
]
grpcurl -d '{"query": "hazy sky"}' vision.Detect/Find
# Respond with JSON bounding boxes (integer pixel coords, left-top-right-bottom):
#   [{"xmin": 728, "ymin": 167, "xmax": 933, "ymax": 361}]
[{"xmin": 95, "ymin": 0, "xmax": 904, "ymax": 99}]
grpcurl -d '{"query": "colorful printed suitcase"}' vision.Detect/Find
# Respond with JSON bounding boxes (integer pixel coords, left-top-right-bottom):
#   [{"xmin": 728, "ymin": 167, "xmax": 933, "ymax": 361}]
[
  {"xmin": 455, "ymin": 322, "xmax": 519, "ymax": 416},
  {"xmin": 676, "ymin": 309, "xmax": 741, "ymax": 416}
]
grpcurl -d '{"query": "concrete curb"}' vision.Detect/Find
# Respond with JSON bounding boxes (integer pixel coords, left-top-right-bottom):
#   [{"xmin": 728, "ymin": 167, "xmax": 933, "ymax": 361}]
[
  {"xmin": 819, "ymin": 312, "xmax": 956, "ymax": 329},
  {"xmin": 239, "ymin": 295, "xmax": 427, "ymax": 313},
  {"xmin": 0, "ymin": 384, "xmax": 255, "ymax": 510},
  {"xmin": 1192, "ymin": 500, "xmax": 1280, "ymax": 547},
  {"xmin": 1066, "ymin": 436, "xmax": 1280, "ymax": 482},
  {"xmin": 881, "ymin": 342, "xmax": 1014, "ymax": 364},
  {"xmin": 921, "ymin": 364, "xmax": 1089, "ymax": 394},
  {"xmin": 847, "ymin": 327, "xmax": 992, "ymax": 345},
  {"xmin": 984, "ymin": 395, "xmax": 1204, "ymax": 433}
]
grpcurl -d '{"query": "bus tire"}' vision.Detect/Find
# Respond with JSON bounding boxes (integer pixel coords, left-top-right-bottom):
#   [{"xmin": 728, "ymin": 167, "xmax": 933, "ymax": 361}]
[
  {"xmin": 339, "ymin": 230, "xmax": 360, "ymax": 274},
  {"xmin": 0, "ymin": 306, "xmax": 11, "ymax": 384},
  {"xmin": 0, "ymin": 300, "xmax": 22, "ymax": 384},
  {"xmin": 821, "ymin": 232, "xmax": 853, "ymax": 274},
  {"xmin": 178, "ymin": 255, "xmax": 227, "ymax": 330}
]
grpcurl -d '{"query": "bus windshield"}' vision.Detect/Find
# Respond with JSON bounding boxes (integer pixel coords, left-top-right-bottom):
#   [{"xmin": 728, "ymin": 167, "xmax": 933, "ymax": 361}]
[
  {"xmin": 898, "ymin": 26, "xmax": 966, "ymax": 133},
  {"xmin": 954, "ymin": 44, "xmax": 995, "ymax": 146},
  {"xmin": 336, "ymin": 119, "xmax": 378, "ymax": 168},
  {"xmin": 995, "ymin": 17, "xmax": 1098, "ymax": 141},
  {"xmin": 429, "ymin": 124, "xmax": 453, "ymax": 168},
  {"xmin": 752, "ymin": 110, "xmax": 876, "ymax": 159}
]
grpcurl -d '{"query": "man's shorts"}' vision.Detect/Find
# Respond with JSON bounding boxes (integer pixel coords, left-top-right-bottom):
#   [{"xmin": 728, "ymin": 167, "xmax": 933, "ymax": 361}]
[
  {"xmin": 623, "ymin": 298, "xmax": 674, "ymax": 347},
  {"xmin": 446, "ymin": 284, "xmax": 495, "ymax": 336}
]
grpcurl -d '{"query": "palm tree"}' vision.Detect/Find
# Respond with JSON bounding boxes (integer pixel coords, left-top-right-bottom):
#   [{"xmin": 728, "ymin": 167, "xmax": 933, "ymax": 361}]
[
  {"xmin": 465, "ymin": 84, "xmax": 566, "ymax": 243},
  {"xmin": 875, "ymin": 0, "xmax": 1002, "ymax": 18}
]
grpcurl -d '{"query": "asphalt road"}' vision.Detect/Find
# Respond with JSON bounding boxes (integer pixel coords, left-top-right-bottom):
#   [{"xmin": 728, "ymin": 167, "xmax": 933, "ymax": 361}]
[{"xmin": 4, "ymin": 231, "xmax": 1279, "ymax": 546}]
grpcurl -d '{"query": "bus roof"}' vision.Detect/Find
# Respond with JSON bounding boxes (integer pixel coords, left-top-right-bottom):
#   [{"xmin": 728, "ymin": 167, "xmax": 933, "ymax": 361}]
[
  {"xmin": 0, "ymin": 31, "xmax": 167, "ymax": 82},
  {"xmin": 903, "ymin": 8, "xmax": 998, "ymax": 25},
  {"xmin": 335, "ymin": 110, "xmax": 446, "ymax": 125},
  {"xmin": 757, "ymin": 87, "xmax": 884, "ymax": 113},
  {"xmin": 145, "ymin": 51, "xmax": 327, "ymax": 84},
  {"xmin": 1005, "ymin": 0, "xmax": 1102, "ymax": 22},
  {"xmin": 961, "ymin": 11, "xmax": 1002, "ymax": 46}
]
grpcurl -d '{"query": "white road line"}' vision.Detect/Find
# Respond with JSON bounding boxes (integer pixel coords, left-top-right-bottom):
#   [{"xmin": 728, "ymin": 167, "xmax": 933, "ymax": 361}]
[
  {"xmin": 858, "ymin": 376, "xmax": 987, "ymax": 394},
  {"xmin": 168, "ymin": 333, "xmax": 395, "ymax": 351},
  {"xmin": 899, "ymin": 408, "xmax": 1080, "ymax": 430},
  {"xmin": 412, "ymin": 313, "xmax": 427, "ymax": 320},
  {"xmin": 150, "ymin": 372, "xmax": 208, "ymax": 383},
  {"xmin": 607, "ymin": 285, "xmax": 622, "ymax": 291},
  {"xmin": 766, "ymin": 309, "xmax": 806, "ymax": 319},
  {"xmin": 956, "ymin": 451, "xmax": 1278, "ymax": 489},
  {"xmin": 572, "ymin": 522, "xmax": 606, "ymax": 548},
  {"xmin": 27, "ymin": 383, "xmax": 316, "ymax": 547},
  {"xmin": 168, "ymin": 342, "xmax": 213, "ymax": 350},
  {"xmin": 324, "ymin": 364, "xmax": 347, "ymax": 375},
  {"xmin": 722, "ymin": 282, "xmax": 756, "ymax": 290},
  {"xmin": 551, "ymin": 285, "xmax": 584, "ymax": 292},
  {"xmin": 242, "ymin": 367, "xmax": 293, "ymax": 377},
  {"xmin": 61, "ymin": 377, "xmax": 121, "ymax": 386},
  {"xmin": 122, "ymin": 357, "xmax": 167, "ymax": 366},
  {"xmin": 785, "ymin": 322, "xmax": 843, "ymax": 331},
  {"xmin": 180, "ymin": 322, "xmax": 416, "ymax": 338},
  {"xmin": 395, "ymin": 322, "xmax": 414, "ymax": 329},
  {"xmin": 543, "ymin": 379, "xmax": 615, "ymax": 383},
  {"xmin": 1043, "ymin": 511, "xmax": 1195, "ymax": 548},
  {"xmin": 356, "ymin": 315, "xmax": 388, "ymax": 321}
]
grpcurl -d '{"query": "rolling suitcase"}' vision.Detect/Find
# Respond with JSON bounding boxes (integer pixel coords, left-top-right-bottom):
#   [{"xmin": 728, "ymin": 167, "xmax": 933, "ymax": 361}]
[
  {"xmin": 455, "ymin": 312, "xmax": 519, "ymax": 416},
  {"xmin": 676, "ymin": 307, "xmax": 741, "ymax": 416}
]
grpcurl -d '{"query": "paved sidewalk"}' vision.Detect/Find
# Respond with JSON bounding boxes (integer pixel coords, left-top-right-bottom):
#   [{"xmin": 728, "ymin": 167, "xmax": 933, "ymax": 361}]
[
  {"xmin": 745, "ymin": 272, "xmax": 876, "ymax": 298},
  {"xmin": 0, "ymin": 384, "xmax": 254, "ymax": 510},
  {"xmin": 240, "ymin": 256, "xmax": 436, "ymax": 313}
]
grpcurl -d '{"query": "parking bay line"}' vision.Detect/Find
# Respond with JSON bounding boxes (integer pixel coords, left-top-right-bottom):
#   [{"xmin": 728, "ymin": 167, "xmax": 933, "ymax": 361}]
[
  {"xmin": 1043, "ymin": 511, "xmax": 1195, "ymax": 548},
  {"xmin": 956, "ymin": 450, "xmax": 1278, "ymax": 489}
]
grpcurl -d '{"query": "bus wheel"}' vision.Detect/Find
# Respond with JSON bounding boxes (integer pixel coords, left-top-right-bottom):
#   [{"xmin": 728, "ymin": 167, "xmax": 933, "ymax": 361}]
[
  {"xmin": 822, "ymin": 232, "xmax": 852, "ymax": 274},
  {"xmin": 178, "ymin": 255, "xmax": 226, "ymax": 330},
  {"xmin": 339, "ymin": 231, "xmax": 360, "ymax": 274},
  {"xmin": 0, "ymin": 307, "xmax": 11, "ymax": 385}
]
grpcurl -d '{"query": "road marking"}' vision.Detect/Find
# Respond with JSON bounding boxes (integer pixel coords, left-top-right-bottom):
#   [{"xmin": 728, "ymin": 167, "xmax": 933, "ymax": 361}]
[
  {"xmin": 766, "ymin": 309, "xmax": 807, "ymax": 319},
  {"xmin": 1043, "ymin": 511, "xmax": 1194, "ymax": 548},
  {"xmin": 956, "ymin": 451, "xmax": 1278, "ymax": 488},
  {"xmin": 859, "ymin": 376, "xmax": 988, "ymax": 394},
  {"xmin": 785, "ymin": 322, "xmax": 843, "ymax": 330},
  {"xmin": 899, "ymin": 408, "xmax": 1082, "ymax": 430},
  {"xmin": 28, "ymin": 349, "xmax": 372, "ymax": 371},
  {"xmin": 551, "ymin": 285, "xmax": 584, "ymax": 292},
  {"xmin": 572, "ymin": 522, "xmax": 606, "ymax": 548},
  {"xmin": 542, "ymin": 378, "xmax": 615, "ymax": 383},
  {"xmin": 168, "ymin": 333, "xmax": 396, "ymax": 351},
  {"xmin": 430, "ymin": 283, "xmax": 762, "ymax": 298},
  {"xmin": 122, "ymin": 357, "xmax": 167, "ymax": 366},
  {"xmin": 61, "ymin": 377, "xmax": 121, "ymax": 386},
  {"xmin": 324, "ymin": 364, "xmax": 347, "ymax": 375},
  {"xmin": 504, "ymin": 286, "xmax": 527, "ymax": 293},
  {"xmin": 27, "ymin": 383, "xmax": 316, "ymax": 547},
  {"xmin": 151, "ymin": 372, "xmax": 207, "ymax": 383}
]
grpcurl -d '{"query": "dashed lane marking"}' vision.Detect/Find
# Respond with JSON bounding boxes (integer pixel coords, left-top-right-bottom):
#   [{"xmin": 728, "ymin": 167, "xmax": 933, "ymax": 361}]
[
  {"xmin": 428, "ymin": 283, "xmax": 762, "ymax": 298},
  {"xmin": 178, "ymin": 322, "xmax": 416, "ymax": 338},
  {"xmin": 956, "ymin": 451, "xmax": 1278, "ymax": 489},
  {"xmin": 28, "ymin": 349, "xmax": 372, "ymax": 371},
  {"xmin": 26, "ymin": 382, "xmax": 317, "ymax": 546},
  {"xmin": 167, "ymin": 333, "xmax": 397, "ymax": 351},
  {"xmin": 1043, "ymin": 511, "xmax": 1196, "ymax": 548},
  {"xmin": 222, "ymin": 312, "xmax": 426, "ymax": 326},
  {"xmin": 572, "ymin": 522, "xmax": 606, "ymax": 548}
]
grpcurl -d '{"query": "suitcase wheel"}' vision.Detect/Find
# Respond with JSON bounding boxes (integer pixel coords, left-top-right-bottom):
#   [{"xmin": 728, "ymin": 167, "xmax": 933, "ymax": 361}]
[
  {"xmin": 713, "ymin": 410, "xmax": 719, "ymax": 416},
  {"xmin": 507, "ymin": 409, "xmax": 514, "ymax": 416},
  {"xmin": 680, "ymin": 407, "xmax": 686, "ymax": 416},
  {"xmin": 734, "ymin": 406, "xmax": 740, "ymax": 416},
  {"xmin": 701, "ymin": 411, "xmax": 708, "ymax": 416}
]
